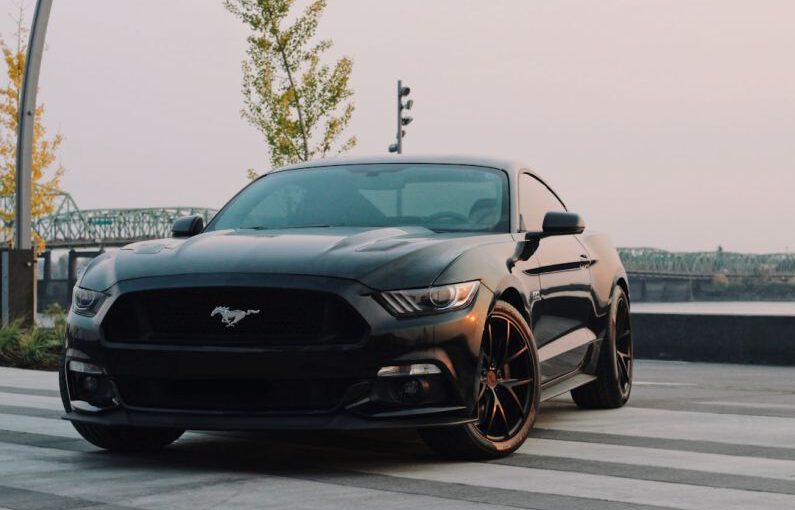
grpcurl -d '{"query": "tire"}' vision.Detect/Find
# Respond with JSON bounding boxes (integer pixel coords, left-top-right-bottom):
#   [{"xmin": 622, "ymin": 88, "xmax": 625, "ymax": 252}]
[
  {"xmin": 71, "ymin": 422, "xmax": 184, "ymax": 452},
  {"xmin": 571, "ymin": 286, "xmax": 633, "ymax": 409},
  {"xmin": 420, "ymin": 300, "xmax": 540, "ymax": 460},
  {"xmin": 59, "ymin": 354, "xmax": 184, "ymax": 452}
]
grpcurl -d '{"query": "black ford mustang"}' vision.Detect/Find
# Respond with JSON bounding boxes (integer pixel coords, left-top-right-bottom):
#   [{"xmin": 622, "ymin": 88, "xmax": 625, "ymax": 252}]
[{"xmin": 61, "ymin": 156, "xmax": 633, "ymax": 459}]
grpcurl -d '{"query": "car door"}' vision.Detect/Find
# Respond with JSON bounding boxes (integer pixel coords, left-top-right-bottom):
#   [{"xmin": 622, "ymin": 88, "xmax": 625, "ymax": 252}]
[{"xmin": 518, "ymin": 173, "xmax": 594, "ymax": 382}]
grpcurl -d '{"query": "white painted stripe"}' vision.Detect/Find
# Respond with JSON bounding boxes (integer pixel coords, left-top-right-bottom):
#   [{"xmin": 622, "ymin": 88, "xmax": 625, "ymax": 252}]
[
  {"xmin": 0, "ymin": 391, "xmax": 62, "ymax": 411},
  {"xmin": 0, "ymin": 413, "xmax": 78, "ymax": 439},
  {"xmin": 634, "ymin": 381, "xmax": 697, "ymax": 387},
  {"xmin": 518, "ymin": 438, "xmax": 795, "ymax": 481},
  {"xmin": 358, "ymin": 461, "xmax": 795, "ymax": 510},
  {"xmin": 696, "ymin": 401, "xmax": 795, "ymax": 411},
  {"xmin": 536, "ymin": 406, "xmax": 795, "ymax": 448},
  {"xmin": 122, "ymin": 475, "xmax": 501, "ymax": 510},
  {"xmin": 0, "ymin": 367, "xmax": 58, "ymax": 391}
]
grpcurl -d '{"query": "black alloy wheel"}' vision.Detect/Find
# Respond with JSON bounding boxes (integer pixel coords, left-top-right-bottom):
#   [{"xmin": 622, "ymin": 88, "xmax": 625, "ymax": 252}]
[
  {"xmin": 614, "ymin": 295, "xmax": 633, "ymax": 399},
  {"xmin": 420, "ymin": 300, "xmax": 540, "ymax": 459},
  {"xmin": 571, "ymin": 287, "xmax": 633, "ymax": 409},
  {"xmin": 476, "ymin": 310, "xmax": 534, "ymax": 441}
]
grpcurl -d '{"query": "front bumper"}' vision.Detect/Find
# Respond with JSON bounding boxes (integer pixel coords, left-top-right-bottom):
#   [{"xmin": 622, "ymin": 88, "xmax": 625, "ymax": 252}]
[{"xmin": 63, "ymin": 273, "xmax": 492, "ymax": 431}]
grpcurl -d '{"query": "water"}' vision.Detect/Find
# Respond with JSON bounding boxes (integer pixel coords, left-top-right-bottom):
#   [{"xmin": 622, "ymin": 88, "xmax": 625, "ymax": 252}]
[{"xmin": 632, "ymin": 301, "xmax": 795, "ymax": 316}]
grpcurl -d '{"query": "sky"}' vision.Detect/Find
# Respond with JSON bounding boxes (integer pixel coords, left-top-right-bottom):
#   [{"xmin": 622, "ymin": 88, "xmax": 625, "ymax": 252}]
[{"xmin": 1, "ymin": 0, "xmax": 794, "ymax": 253}]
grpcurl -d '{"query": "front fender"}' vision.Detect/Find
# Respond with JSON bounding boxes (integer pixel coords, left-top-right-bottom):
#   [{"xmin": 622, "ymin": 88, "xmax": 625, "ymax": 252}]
[
  {"xmin": 433, "ymin": 235, "xmax": 540, "ymax": 323},
  {"xmin": 432, "ymin": 236, "xmax": 521, "ymax": 292}
]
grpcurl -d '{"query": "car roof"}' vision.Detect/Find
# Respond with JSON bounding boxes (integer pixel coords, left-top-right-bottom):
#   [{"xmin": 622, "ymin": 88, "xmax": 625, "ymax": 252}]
[{"xmin": 268, "ymin": 155, "xmax": 536, "ymax": 178}]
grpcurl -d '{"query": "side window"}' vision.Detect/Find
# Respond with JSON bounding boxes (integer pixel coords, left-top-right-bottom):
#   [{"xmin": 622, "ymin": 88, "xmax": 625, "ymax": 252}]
[{"xmin": 519, "ymin": 174, "xmax": 566, "ymax": 231}]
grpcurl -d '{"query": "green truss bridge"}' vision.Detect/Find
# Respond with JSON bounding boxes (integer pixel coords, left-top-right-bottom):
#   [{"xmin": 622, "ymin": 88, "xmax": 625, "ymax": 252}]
[
  {"xmin": 2, "ymin": 193, "xmax": 217, "ymax": 249},
  {"xmin": 617, "ymin": 247, "xmax": 795, "ymax": 279}
]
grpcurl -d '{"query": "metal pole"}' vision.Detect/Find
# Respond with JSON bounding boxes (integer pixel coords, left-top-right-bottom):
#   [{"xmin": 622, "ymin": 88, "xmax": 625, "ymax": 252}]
[
  {"xmin": 4, "ymin": 0, "xmax": 53, "ymax": 326},
  {"xmin": 396, "ymin": 79, "xmax": 402, "ymax": 154},
  {"xmin": 15, "ymin": 0, "xmax": 53, "ymax": 250}
]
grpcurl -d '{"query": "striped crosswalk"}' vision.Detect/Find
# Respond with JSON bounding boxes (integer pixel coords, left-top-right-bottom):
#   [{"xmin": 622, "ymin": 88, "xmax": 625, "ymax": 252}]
[{"xmin": 0, "ymin": 361, "xmax": 793, "ymax": 510}]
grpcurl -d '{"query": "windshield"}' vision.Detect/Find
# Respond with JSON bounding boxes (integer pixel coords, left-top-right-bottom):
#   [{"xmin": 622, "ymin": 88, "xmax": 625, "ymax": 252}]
[{"xmin": 207, "ymin": 164, "xmax": 510, "ymax": 233}]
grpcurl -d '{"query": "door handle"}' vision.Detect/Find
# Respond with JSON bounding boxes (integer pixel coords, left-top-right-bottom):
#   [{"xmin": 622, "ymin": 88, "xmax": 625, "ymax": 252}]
[{"xmin": 579, "ymin": 254, "xmax": 590, "ymax": 267}]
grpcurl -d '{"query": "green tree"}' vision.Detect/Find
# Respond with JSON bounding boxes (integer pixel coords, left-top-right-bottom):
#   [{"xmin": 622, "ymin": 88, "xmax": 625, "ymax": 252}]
[
  {"xmin": 225, "ymin": 0, "xmax": 356, "ymax": 171},
  {"xmin": 0, "ymin": 8, "xmax": 63, "ymax": 254}
]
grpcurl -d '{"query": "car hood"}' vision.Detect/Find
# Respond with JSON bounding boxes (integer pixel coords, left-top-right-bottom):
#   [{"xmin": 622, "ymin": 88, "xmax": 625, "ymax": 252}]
[{"xmin": 78, "ymin": 226, "xmax": 509, "ymax": 291}]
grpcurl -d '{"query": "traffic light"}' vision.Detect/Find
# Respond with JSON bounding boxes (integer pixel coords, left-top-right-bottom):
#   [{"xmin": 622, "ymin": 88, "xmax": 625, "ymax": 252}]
[{"xmin": 388, "ymin": 80, "xmax": 413, "ymax": 154}]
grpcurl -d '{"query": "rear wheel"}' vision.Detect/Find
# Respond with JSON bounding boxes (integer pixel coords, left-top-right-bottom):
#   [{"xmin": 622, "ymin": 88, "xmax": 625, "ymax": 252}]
[
  {"xmin": 420, "ymin": 301, "xmax": 540, "ymax": 459},
  {"xmin": 59, "ymin": 354, "xmax": 184, "ymax": 451},
  {"xmin": 571, "ymin": 287, "xmax": 633, "ymax": 409}
]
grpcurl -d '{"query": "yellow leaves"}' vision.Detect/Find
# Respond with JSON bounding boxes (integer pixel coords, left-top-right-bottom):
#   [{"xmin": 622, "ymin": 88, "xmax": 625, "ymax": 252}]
[
  {"xmin": 0, "ymin": 28, "xmax": 64, "ymax": 254},
  {"xmin": 306, "ymin": 0, "xmax": 325, "ymax": 16},
  {"xmin": 1, "ymin": 41, "xmax": 24, "ymax": 93}
]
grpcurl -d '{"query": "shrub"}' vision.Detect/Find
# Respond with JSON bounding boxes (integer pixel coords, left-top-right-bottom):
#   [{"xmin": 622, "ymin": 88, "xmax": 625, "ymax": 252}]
[{"xmin": 0, "ymin": 304, "xmax": 66, "ymax": 370}]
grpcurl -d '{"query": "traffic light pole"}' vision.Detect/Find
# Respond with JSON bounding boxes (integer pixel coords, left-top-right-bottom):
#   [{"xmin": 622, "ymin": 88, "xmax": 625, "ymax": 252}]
[
  {"xmin": 395, "ymin": 79, "xmax": 404, "ymax": 154},
  {"xmin": 4, "ymin": 0, "xmax": 53, "ymax": 326},
  {"xmin": 388, "ymin": 79, "xmax": 413, "ymax": 154}
]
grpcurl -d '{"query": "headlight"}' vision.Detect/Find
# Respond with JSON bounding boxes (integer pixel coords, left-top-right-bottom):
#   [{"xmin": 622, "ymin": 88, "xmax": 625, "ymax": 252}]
[
  {"xmin": 378, "ymin": 281, "xmax": 480, "ymax": 316},
  {"xmin": 71, "ymin": 288, "xmax": 107, "ymax": 317}
]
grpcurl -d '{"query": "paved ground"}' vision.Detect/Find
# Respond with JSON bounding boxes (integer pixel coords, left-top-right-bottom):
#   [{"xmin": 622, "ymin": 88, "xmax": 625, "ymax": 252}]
[{"xmin": 1, "ymin": 360, "xmax": 794, "ymax": 510}]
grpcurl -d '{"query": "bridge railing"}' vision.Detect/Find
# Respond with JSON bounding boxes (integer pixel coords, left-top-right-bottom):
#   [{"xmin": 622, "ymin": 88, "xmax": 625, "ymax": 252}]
[
  {"xmin": 2, "ymin": 192, "xmax": 218, "ymax": 249},
  {"xmin": 618, "ymin": 247, "xmax": 795, "ymax": 277},
  {"xmin": 37, "ymin": 206, "xmax": 218, "ymax": 248}
]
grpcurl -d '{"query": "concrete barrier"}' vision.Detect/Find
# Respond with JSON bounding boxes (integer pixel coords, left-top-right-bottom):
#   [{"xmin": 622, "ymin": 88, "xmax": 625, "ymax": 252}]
[{"xmin": 631, "ymin": 312, "xmax": 795, "ymax": 366}]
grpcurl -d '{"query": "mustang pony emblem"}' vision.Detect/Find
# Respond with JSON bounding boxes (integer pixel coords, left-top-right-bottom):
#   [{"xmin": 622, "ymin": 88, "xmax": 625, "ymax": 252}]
[{"xmin": 210, "ymin": 306, "xmax": 260, "ymax": 328}]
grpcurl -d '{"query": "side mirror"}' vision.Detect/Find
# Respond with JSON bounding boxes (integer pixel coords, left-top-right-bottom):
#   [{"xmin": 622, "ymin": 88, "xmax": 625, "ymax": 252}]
[
  {"xmin": 513, "ymin": 212, "xmax": 584, "ymax": 267},
  {"xmin": 541, "ymin": 211, "xmax": 585, "ymax": 236},
  {"xmin": 171, "ymin": 215, "xmax": 204, "ymax": 238}
]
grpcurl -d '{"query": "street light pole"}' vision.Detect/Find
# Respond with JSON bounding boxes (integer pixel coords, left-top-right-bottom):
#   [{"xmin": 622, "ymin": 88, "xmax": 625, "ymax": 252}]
[
  {"xmin": 3, "ymin": 0, "xmax": 53, "ymax": 325},
  {"xmin": 16, "ymin": 0, "xmax": 52, "ymax": 250}
]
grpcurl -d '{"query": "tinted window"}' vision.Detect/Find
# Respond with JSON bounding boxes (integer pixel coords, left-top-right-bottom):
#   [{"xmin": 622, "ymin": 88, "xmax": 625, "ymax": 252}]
[
  {"xmin": 519, "ymin": 174, "xmax": 566, "ymax": 231},
  {"xmin": 208, "ymin": 164, "xmax": 510, "ymax": 233}
]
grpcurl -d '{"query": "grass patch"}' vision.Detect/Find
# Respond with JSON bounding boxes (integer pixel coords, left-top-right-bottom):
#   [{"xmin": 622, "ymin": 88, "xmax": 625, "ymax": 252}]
[{"xmin": 0, "ymin": 304, "xmax": 66, "ymax": 370}]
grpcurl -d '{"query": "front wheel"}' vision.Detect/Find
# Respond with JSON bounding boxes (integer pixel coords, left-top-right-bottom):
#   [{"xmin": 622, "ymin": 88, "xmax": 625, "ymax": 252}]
[
  {"xmin": 71, "ymin": 422, "xmax": 184, "ymax": 452},
  {"xmin": 420, "ymin": 301, "xmax": 540, "ymax": 459},
  {"xmin": 59, "ymin": 355, "xmax": 184, "ymax": 451}
]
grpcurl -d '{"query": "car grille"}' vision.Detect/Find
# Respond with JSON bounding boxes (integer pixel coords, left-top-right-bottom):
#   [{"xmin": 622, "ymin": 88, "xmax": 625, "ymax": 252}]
[
  {"xmin": 114, "ymin": 376, "xmax": 362, "ymax": 412},
  {"xmin": 102, "ymin": 287, "xmax": 367, "ymax": 346}
]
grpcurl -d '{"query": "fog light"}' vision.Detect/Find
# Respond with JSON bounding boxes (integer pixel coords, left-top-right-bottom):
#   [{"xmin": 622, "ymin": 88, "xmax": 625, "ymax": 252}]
[
  {"xmin": 69, "ymin": 360, "xmax": 103, "ymax": 375},
  {"xmin": 397, "ymin": 377, "xmax": 431, "ymax": 401},
  {"xmin": 80, "ymin": 375, "xmax": 99, "ymax": 394},
  {"xmin": 377, "ymin": 363, "xmax": 441, "ymax": 377},
  {"xmin": 401, "ymin": 379, "xmax": 422, "ymax": 399}
]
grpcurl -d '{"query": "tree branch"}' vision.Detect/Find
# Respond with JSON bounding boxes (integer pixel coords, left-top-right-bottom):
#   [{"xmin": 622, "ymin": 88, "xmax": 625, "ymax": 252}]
[{"xmin": 263, "ymin": 2, "xmax": 310, "ymax": 161}]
